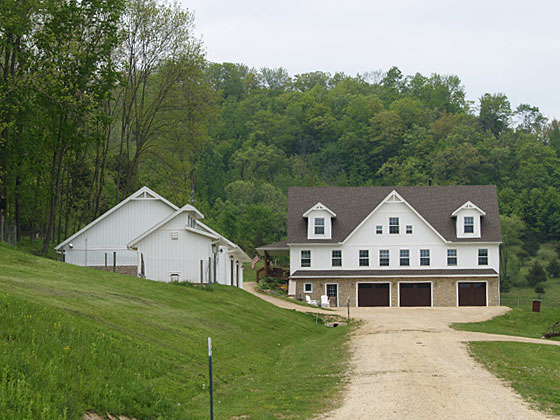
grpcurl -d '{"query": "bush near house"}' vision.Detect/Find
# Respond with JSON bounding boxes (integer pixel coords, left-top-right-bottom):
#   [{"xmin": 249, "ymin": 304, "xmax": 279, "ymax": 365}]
[{"xmin": 0, "ymin": 245, "xmax": 349, "ymax": 420}]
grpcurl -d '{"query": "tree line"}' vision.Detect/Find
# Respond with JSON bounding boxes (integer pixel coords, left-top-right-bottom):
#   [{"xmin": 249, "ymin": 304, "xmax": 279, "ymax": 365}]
[{"xmin": 2, "ymin": 0, "xmax": 560, "ymax": 279}]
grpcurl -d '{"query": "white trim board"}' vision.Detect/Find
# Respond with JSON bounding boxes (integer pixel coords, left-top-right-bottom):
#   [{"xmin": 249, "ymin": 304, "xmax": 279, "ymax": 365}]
[{"xmin": 55, "ymin": 186, "xmax": 178, "ymax": 250}]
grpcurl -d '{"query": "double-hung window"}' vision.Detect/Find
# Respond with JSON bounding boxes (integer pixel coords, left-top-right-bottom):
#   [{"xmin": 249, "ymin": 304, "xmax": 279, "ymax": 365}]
[
  {"xmin": 376, "ymin": 225, "xmax": 383, "ymax": 235},
  {"xmin": 332, "ymin": 250, "xmax": 342, "ymax": 267},
  {"xmin": 314, "ymin": 218, "xmax": 325, "ymax": 235},
  {"xmin": 406, "ymin": 225, "xmax": 413, "ymax": 234},
  {"xmin": 379, "ymin": 250, "xmax": 390, "ymax": 266},
  {"xmin": 478, "ymin": 249, "xmax": 488, "ymax": 265},
  {"xmin": 464, "ymin": 216, "xmax": 474, "ymax": 233},
  {"xmin": 400, "ymin": 249, "xmax": 410, "ymax": 266},
  {"xmin": 389, "ymin": 217, "xmax": 399, "ymax": 234},
  {"xmin": 359, "ymin": 250, "xmax": 369, "ymax": 266},
  {"xmin": 447, "ymin": 249, "xmax": 457, "ymax": 266},
  {"xmin": 301, "ymin": 250, "xmax": 311, "ymax": 267},
  {"xmin": 420, "ymin": 249, "xmax": 430, "ymax": 266}
]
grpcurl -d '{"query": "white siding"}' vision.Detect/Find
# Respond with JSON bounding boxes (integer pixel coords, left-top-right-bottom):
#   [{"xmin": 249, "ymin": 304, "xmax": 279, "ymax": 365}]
[
  {"xmin": 290, "ymin": 201, "xmax": 499, "ymax": 273},
  {"xmin": 306, "ymin": 209, "xmax": 333, "ymax": 239},
  {"xmin": 62, "ymin": 198, "xmax": 175, "ymax": 266},
  {"xmin": 135, "ymin": 213, "xmax": 213, "ymax": 283}
]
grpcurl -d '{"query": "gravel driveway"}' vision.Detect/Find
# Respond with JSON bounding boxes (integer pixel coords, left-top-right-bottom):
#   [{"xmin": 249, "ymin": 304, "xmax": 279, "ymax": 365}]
[{"xmin": 243, "ymin": 284, "xmax": 559, "ymax": 420}]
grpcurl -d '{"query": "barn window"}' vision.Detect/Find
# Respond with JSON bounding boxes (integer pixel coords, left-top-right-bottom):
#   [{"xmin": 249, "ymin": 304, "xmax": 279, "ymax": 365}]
[{"xmin": 170, "ymin": 273, "xmax": 180, "ymax": 282}]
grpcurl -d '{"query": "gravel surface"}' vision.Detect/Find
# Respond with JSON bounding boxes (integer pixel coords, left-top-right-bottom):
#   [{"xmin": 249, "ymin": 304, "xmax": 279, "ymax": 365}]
[{"xmin": 243, "ymin": 284, "xmax": 559, "ymax": 420}]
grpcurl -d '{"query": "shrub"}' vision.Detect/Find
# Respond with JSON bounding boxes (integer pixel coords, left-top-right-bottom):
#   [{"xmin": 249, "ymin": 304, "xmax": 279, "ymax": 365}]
[
  {"xmin": 526, "ymin": 261, "xmax": 547, "ymax": 287},
  {"xmin": 547, "ymin": 257, "xmax": 560, "ymax": 278},
  {"xmin": 534, "ymin": 285, "xmax": 546, "ymax": 299}
]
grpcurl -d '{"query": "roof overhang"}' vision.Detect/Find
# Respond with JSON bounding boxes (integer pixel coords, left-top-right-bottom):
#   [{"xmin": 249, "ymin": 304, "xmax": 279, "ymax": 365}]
[
  {"xmin": 303, "ymin": 202, "xmax": 336, "ymax": 218},
  {"xmin": 451, "ymin": 201, "xmax": 486, "ymax": 217}
]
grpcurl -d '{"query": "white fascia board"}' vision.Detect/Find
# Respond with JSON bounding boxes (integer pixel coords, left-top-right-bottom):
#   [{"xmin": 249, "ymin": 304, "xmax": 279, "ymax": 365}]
[
  {"xmin": 196, "ymin": 221, "xmax": 236, "ymax": 248},
  {"xmin": 185, "ymin": 226, "xmax": 218, "ymax": 239},
  {"xmin": 286, "ymin": 242, "xmax": 340, "ymax": 246},
  {"xmin": 342, "ymin": 190, "xmax": 448, "ymax": 245},
  {"xmin": 182, "ymin": 204, "xmax": 205, "ymax": 219},
  {"xmin": 290, "ymin": 274, "xmax": 499, "ymax": 279},
  {"xmin": 56, "ymin": 186, "xmax": 178, "ymax": 250},
  {"xmin": 451, "ymin": 201, "xmax": 486, "ymax": 217},
  {"xmin": 303, "ymin": 202, "xmax": 336, "ymax": 218}
]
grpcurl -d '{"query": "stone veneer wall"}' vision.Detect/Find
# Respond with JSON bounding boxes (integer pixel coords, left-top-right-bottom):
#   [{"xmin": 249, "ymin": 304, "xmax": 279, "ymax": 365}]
[
  {"xmin": 293, "ymin": 276, "xmax": 499, "ymax": 307},
  {"xmin": 91, "ymin": 266, "xmax": 138, "ymax": 276}
]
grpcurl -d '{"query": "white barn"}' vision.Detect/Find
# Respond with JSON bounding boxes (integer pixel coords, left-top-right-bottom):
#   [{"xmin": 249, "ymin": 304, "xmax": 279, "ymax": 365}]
[{"xmin": 55, "ymin": 187, "xmax": 250, "ymax": 286}]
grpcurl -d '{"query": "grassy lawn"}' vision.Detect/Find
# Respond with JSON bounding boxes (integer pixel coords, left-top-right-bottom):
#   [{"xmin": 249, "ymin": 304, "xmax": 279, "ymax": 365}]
[
  {"xmin": 0, "ymin": 244, "xmax": 350, "ymax": 420},
  {"xmin": 468, "ymin": 342, "xmax": 560, "ymax": 416},
  {"xmin": 452, "ymin": 307, "xmax": 560, "ymax": 341}
]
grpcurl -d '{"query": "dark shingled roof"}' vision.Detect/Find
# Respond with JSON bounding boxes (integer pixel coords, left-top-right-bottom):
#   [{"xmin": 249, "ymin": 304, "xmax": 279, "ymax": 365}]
[
  {"xmin": 291, "ymin": 268, "xmax": 499, "ymax": 278},
  {"xmin": 288, "ymin": 185, "xmax": 501, "ymax": 244},
  {"xmin": 256, "ymin": 240, "xmax": 289, "ymax": 251}
]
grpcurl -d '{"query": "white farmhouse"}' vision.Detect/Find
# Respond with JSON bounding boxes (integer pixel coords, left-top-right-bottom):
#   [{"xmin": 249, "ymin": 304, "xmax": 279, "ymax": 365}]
[
  {"xmin": 258, "ymin": 186, "xmax": 501, "ymax": 307},
  {"xmin": 55, "ymin": 187, "xmax": 250, "ymax": 286}
]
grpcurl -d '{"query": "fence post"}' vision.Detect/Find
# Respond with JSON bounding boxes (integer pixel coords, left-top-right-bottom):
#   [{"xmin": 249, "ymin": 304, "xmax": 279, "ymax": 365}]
[
  {"xmin": 113, "ymin": 251, "xmax": 116, "ymax": 273},
  {"xmin": 105, "ymin": 253, "xmax": 107, "ymax": 269},
  {"xmin": 200, "ymin": 260, "xmax": 204, "ymax": 287}
]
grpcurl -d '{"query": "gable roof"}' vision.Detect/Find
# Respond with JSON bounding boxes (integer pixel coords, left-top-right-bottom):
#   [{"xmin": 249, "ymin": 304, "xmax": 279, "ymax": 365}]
[
  {"xmin": 303, "ymin": 202, "xmax": 336, "ymax": 218},
  {"xmin": 127, "ymin": 204, "xmax": 215, "ymax": 247},
  {"xmin": 288, "ymin": 185, "xmax": 501, "ymax": 244},
  {"xmin": 55, "ymin": 186, "xmax": 178, "ymax": 250},
  {"xmin": 451, "ymin": 201, "xmax": 487, "ymax": 216}
]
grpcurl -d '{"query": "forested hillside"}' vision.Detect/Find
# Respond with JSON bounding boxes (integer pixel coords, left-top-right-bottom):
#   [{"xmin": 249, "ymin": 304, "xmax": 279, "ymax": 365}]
[{"xmin": 2, "ymin": 0, "xmax": 560, "ymax": 274}]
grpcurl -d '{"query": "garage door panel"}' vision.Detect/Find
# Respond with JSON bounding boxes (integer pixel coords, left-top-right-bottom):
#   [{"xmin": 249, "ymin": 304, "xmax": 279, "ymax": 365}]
[
  {"xmin": 399, "ymin": 283, "xmax": 431, "ymax": 307},
  {"xmin": 358, "ymin": 283, "xmax": 389, "ymax": 307},
  {"xmin": 458, "ymin": 282, "xmax": 486, "ymax": 306}
]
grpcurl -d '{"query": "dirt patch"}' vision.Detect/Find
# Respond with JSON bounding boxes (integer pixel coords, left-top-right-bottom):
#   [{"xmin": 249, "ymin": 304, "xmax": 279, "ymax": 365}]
[{"xmin": 83, "ymin": 412, "xmax": 137, "ymax": 420}]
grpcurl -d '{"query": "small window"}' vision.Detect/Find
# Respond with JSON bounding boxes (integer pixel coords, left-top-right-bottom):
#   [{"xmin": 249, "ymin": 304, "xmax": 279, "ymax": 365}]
[
  {"xmin": 400, "ymin": 249, "xmax": 410, "ymax": 266},
  {"xmin": 314, "ymin": 218, "xmax": 325, "ymax": 235},
  {"xmin": 304, "ymin": 283, "xmax": 313, "ymax": 293},
  {"xmin": 406, "ymin": 225, "xmax": 412, "ymax": 234},
  {"xmin": 359, "ymin": 250, "xmax": 369, "ymax": 266},
  {"xmin": 376, "ymin": 225, "xmax": 383, "ymax": 234},
  {"xmin": 301, "ymin": 250, "xmax": 311, "ymax": 267},
  {"xmin": 171, "ymin": 231, "xmax": 179, "ymax": 240},
  {"xmin": 389, "ymin": 217, "xmax": 399, "ymax": 234},
  {"xmin": 464, "ymin": 216, "xmax": 474, "ymax": 233},
  {"xmin": 379, "ymin": 249, "xmax": 390, "ymax": 266},
  {"xmin": 420, "ymin": 249, "xmax": 430, "ymax": 266},
  {"xmin": 332, "ymin": 250, "xmax": 342, "ymax": 267},
  {"xmin": 447, "ymin": 249, "xmax": 457, "ymax": 266},
  {"xmin": 478, "ymin": 249, "xmax": 488, "ymax": 265},
  {"xmin": 170, "ymin": 273, "xmax": 180, "ymax": 282}
]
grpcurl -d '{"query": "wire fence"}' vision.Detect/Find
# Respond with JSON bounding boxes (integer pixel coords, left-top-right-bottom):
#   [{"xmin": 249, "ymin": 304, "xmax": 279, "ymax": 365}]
[{"xmin": 501, "ymin": 294, "xmax": 560, "ymax": 309}]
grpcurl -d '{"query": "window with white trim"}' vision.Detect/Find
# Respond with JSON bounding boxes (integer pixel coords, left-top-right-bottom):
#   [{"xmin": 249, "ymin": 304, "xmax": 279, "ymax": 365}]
[
  {"xmin": 478, "ymin": 249, "xmax": 488, "ymax": 265},
  {"xmin": 420, "ymin": 249, "xmax": 430, "ymax": 266},
  {"xmin": 314, "ymin": 218, "xmax": 325, "ymax": 235},
  {"xmin": 400, "ymin": 249, "xmax": 410, "ymax": 266},
  {"xmin": 464, "ymin": 216, "xmax": 474, "ymax": 233},
  {"xmin": 389, "ymin": 217, "xmax": 399, "ymax": 234},
  {"xmin": 304, "ymin": 283, "xmax": 313, "ymax": 293},
  {"xmin": 447, "ymin": 249, "xmax": 457, "ymax": 266},
  {"xmin": 301, "ymin": 250, "xmax": 311, "ymax": 267},
  {"xmin": 406, "ymin": 225, "xmax": 413, "ymax": 234},
  {"xmin": 379, "ymin": 249, "xmax": 390, "ymax": 266},
  {"xmin": 359, "ymin": 250, "xmax": 369, "ymax": 266},
  {"xmin": 170, "ymin": 273, "xmax": 180, "ymax": 282},
  {"xmin": 376, "ymin": 225, "xmax": 383, "ymax": 234},
  {"xmin": 332, "ymin": 250, "xmax": 342, "ymax": 267}
]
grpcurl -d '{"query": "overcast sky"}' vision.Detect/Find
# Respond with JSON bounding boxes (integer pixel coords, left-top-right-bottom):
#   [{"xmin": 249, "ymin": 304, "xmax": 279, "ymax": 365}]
[{"xmin": 181, "ymin": 0, "xmax": 560, "ymax": 120}]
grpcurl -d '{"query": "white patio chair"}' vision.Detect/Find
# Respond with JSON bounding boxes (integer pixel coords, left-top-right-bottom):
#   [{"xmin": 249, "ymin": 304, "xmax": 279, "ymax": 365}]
[
  {"xmin": 320, "ymin": 295, "xmax": 330, "ymax": 308},
  {"xmin": 305, "ymin": 295, "xmax": 318, "ymax": 306}
]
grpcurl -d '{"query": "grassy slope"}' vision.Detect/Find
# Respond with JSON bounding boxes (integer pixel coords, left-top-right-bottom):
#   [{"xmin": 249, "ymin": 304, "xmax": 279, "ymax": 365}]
[
  {"xmin": 0, "ymin": 245, "xmax": 349, "ymax": 420},
  {"xmin": 468, "ymin": 342, "xmax": 560, "ymax": 416}
]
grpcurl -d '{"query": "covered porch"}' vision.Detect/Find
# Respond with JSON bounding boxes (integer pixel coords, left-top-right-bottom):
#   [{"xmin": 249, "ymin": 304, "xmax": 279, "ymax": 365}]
[{"xmin": 255, "ymin": 240, "xmax": 290, "ymax": 282}]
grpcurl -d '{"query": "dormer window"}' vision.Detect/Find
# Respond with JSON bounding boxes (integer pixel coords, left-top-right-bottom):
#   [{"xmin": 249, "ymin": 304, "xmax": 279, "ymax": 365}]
[
  {"xmin": 314, "ymin": 218, "xmax": 325, "ymax": 235},
  {"xmin": 389, "ymin": 217, "xmax": 399, "ymax": 234},
  {"xmin": 303, "ymin": 202, "xmax": 336, "ymax": 239},
  {"xmin": 464, "ymin": 217, "xmax": 474, "ymax": 234}
]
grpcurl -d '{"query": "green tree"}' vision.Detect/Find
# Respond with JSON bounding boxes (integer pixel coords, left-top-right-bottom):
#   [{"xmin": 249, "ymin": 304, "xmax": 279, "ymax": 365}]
[
  {"xmin": 499, "ymin": 215, "xmax": 526, "ymax": 282},
  {"xmin": 526, "ymin": 260, "xmax": 547, "ymax": 287},
  {"xmin": 479, "ymin": 93, "xmax": 511, "ymax": 137},
  {"xmin": 547, "ymin": 258, "xmax": 560, "ymax": 278}
]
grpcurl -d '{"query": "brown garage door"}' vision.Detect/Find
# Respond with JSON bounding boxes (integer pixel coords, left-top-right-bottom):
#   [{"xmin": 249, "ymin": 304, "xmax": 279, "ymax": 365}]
[
  {"xmin": 358, "ymin": 283, "xmax": 390, "ymax": 307},
  {"xmin": 458, "ymin": 282, "xmax": 486, "ymax": 306},
  {"xmin": 399, "ymin": 283, "xmax": 431, "ymax": 307}
]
